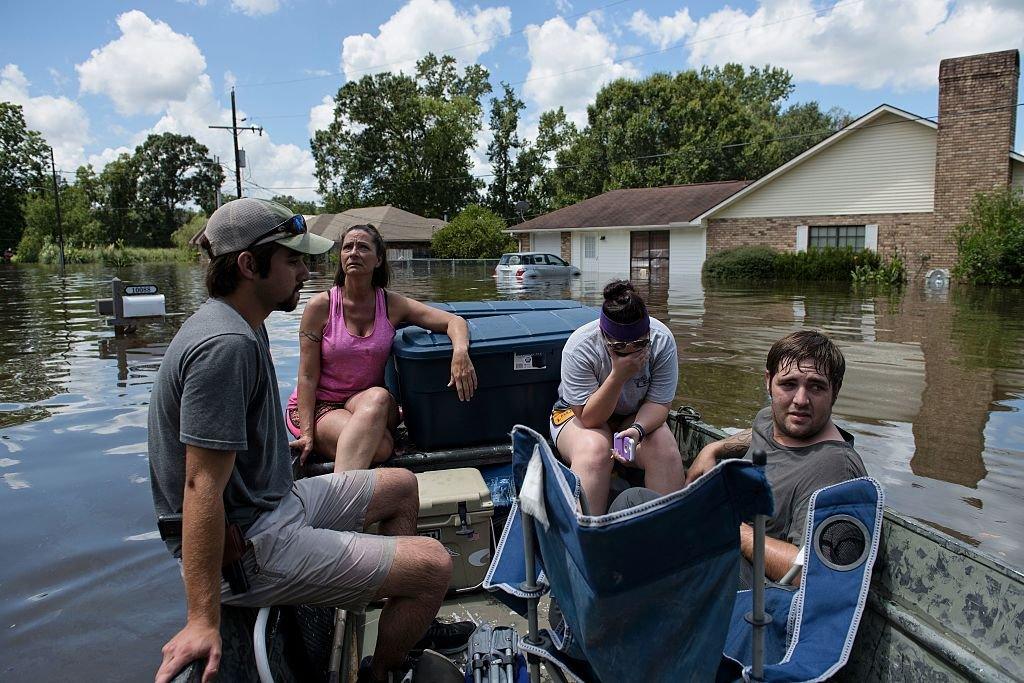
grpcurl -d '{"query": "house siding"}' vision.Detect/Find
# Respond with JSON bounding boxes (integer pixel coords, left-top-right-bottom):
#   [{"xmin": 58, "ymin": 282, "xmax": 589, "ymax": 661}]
[
  {"xmin": 1013, "ymin": 159, "xmax": 1024, "ymax": 192},
  {"xmin": 716, "ymin": 112, "xmax": 937, "ymax": 218},
  {"xmin": 707, "ymin": 213, "xmax": 940, "ymax": 269}
]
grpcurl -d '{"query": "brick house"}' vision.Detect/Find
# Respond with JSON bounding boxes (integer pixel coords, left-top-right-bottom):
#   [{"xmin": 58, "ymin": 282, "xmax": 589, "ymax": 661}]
[
  {"xmin": 307, "ymin": 205, "xmax": 444, "ymax": 260},
  {"xmin": 511, "ymin": 50, "xmax": 1023, "ymax": 278}
]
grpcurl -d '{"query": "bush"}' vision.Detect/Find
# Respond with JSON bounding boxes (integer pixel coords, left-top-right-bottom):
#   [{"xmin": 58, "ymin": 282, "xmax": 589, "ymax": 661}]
[
  {"xmin": 703, "ymin": 245, "xmax": 879, "ymax": 282},
  {"xmin": 431, "ymin": 204, "xmax": 515, "ymax": 259},
  {"xmin": 851, "ymin": 252, "xmax": 906, "ymax": 288},
  {"xmin": 953, "ymin": 187, "xmax": 1024, "ymax": 285}
]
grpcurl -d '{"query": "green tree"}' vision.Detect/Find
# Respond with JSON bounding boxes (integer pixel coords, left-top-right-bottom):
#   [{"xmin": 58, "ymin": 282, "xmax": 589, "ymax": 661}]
[
  {"xmin": 312, "ymin": 54, "xmax": 491, "ymax": 219},
  {"xmin": 17, "ymin": 181, "xmax": 97, "ymax": 261},
  {"xmin": 953, "ymin": 187, "xmax": 1024, "ymax": 285},
  {"xmin": 0, "ymin": 102, "xmax": 49, "ymax": 249},
  {"xmin": 513, "ymin": 107, "xmax": 579, "ymax": 216},
  {"xmin": 430, "ymin": 204, "xmax": 514, "ymax": 258},
  {"xmin": 133, "ymin": 133, "xmax": 224, "ymax": 245},
  {"xmin": 269, "ymin": 194, "xmax": 319, "ymax": 215},
  {"xmin": 485, "ymin": 83, "xmax": 525, "ymax": 219},
  {"xmin": 96, "ymin": 153, "xmax": 145, "ymax": 244},
  {"xmin": 544, "ymin": 65, "xmax": 847, "ymax": 207}
]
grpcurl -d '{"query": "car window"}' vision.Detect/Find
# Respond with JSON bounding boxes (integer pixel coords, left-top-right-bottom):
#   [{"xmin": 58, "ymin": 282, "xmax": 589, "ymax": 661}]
[
  {"xmin": 507, "ymin": 255, "xmax": 521, "ymax": 265},
  {"xmin": 547, "ymin": 255, "xmax": 567, "ymax": 266},
  {"xmin": 499, "ymin": 254, "xmax": 511, "ymax": 265}
]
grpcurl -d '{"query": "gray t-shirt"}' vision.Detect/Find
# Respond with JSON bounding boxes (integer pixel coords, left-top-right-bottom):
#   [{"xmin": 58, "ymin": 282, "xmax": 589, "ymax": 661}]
[
  {"xmin": 148, "ymin": 298, "xmax": 293, "ymax": 555},
  {"xmin": 557, "ymin": 317, "xmax": 678, "ymax": 415},
  {"xmin": 745, "ymin": 406, "xmax": 867, "ymax": 548}
]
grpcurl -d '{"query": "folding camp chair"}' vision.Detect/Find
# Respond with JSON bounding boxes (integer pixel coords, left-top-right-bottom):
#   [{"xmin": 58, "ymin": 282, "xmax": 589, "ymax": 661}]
[
  {"xmin": 484, "ymin": 426, "xmax": 774, "ymax": 683},
  {"xmin": 719, "ymin": 477, "xmax": 884, "ymax": 682}
]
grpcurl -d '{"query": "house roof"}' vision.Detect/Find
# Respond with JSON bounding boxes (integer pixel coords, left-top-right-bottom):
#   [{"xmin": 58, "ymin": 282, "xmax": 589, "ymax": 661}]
[
  {"xmin": 307, "ymin": 206, "xmax": 445, "ymax": 243},
  {"xmin": 695, "ymin": 105, "xmax": 942, "ymax": 222},
  {"xmin": 509, "ymin": 180, "xmax": 751, "ymax": 232}
]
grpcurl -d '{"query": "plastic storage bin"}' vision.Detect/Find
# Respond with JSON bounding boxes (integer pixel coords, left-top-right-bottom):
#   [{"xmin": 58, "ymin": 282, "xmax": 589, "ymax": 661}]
[
  {"xmin": 426, "ymin": 299, "xmax": 587, "ymax": 318},
  {"xmin": 415, "ymin": 468, "xmax": 494, "ymax": 590},
  {"xmin": 392, "ymin": 307, "xmax": 598, "ymax": 450}
]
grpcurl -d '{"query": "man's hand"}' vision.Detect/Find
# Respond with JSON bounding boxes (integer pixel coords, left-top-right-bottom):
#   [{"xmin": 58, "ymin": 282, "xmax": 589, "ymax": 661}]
[
  {"xmin": 289, "ymin": 431, "xmax": 314, "ymax": 465},
  {"xmin": 155, "ymin": 621, "xmax": 221, "ymax": 683},
  {"xmin": 448, "ymin": 349, "xmax": 478, "ymax": 401},
  {"xmin": 684, "ymin": 443, "xmax": 718, "ymax": 486},
  {"xmin": 609, "ymin": 347, "xmax": 649, "ymax": 381}
]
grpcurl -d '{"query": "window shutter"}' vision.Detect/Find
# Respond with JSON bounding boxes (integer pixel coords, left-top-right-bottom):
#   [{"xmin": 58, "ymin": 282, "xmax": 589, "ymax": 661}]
[
  {"xmin": 796, "ymin": 225, "xmax": 808, "ymax": 252},
  {"xmin": 865, "ymin": 224, "xmax": 878, "ymax": 251}
]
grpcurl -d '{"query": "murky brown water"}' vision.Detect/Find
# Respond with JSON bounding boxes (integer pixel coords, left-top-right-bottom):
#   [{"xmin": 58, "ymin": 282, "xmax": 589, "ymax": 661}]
[{"xmin": 1, "ymin": 260, "xmax": 1022, "ymax": 679}]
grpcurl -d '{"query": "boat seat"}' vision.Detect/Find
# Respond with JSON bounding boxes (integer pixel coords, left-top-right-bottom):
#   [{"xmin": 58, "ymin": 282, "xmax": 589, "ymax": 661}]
[
  {"xmin": 719, "ymin": 477, "xmax": 884, "ymax": 682},
  {"xmin": 484, "ymin": 425, "xmax": 773, "ymax": 682}
]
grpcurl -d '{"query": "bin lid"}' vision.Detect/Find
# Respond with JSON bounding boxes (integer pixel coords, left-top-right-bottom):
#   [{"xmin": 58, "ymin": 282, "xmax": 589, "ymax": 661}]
[
  {"xmin": 426, "ymin": 300, "xmax": 587, "ymax": 317},
  {"xmin": 416, "ymin": 468, "xmax": 493, "ymax": 517},
  {"xmin": 393, "ymin": 307, "xmax": 599, "ymax": 359}
]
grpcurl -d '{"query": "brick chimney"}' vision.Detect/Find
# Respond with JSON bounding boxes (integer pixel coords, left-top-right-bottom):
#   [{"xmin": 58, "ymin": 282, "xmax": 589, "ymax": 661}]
[{"xmin": 932, "ymin": 49, "xmax": 1019, "ymax": 268}]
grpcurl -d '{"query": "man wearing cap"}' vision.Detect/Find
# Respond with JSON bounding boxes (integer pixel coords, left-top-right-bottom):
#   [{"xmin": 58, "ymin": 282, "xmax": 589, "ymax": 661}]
[{"xmin": 149, "ymin": 198, "xmax": 452, "ymax": 683}]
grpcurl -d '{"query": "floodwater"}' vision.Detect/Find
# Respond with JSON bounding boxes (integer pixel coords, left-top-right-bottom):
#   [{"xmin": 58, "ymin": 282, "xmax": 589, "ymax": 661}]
[{"xmin": 0, "ymin": 260, "xmax": 1022, "ymax": 680}]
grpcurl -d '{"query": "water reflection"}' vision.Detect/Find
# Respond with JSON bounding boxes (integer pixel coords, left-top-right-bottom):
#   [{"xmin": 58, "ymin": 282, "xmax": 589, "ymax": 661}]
[{"xmin": 0, "ymin": 261, "xmax": 1022, "ymax": 679}]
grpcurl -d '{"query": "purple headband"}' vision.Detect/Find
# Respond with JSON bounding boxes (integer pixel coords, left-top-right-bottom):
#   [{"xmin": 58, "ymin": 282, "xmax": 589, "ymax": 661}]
[{"xmin": 599, "ymin": 311, "xmax": 650, "ymax": 341}]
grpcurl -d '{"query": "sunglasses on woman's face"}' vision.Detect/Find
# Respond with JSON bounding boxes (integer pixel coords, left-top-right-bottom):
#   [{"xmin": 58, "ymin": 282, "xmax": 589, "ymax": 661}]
[
  {"xmin": 246, "ymin": 214, "xmax": 307, "ymax": 250},
  {"xmin": 604, "ymin": 337, "xmax": 651, "ymax": 352}
]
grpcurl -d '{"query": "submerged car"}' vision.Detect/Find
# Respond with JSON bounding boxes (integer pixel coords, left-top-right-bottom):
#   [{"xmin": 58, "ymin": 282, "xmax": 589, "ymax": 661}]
[{"xmin": 494, "ymin": 252, "xmax": 581, "ymax": 279}]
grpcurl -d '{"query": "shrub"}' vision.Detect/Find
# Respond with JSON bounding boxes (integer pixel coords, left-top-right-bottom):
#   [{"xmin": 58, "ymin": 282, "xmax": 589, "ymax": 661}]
[
  {"xmin": 431, "ymin": 204, "xmax": 516, "ymax": 259},
  {"xmin": 703, "ymin": 245, "xmax": 879, "ymax": 282},
  {"xmin": 953, "ymin": 187, "xmax": 1024, "ymax": 285},
  {"xmin": 851, "ymin": 252, "xmax": 906, "ymax": 288}
]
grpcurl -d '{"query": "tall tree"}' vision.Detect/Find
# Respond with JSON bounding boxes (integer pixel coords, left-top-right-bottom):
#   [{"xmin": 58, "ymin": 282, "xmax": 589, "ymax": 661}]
[
  {"xmin": 133, "ymin": 133, "xmax": 223, "ymax": 245},
  {"xmin": 544, "ymin": 65, "xmax": 848, "ymax": 207},
  {"xmin": 96, "ymin": 153, "xmax": 145, "ymax": 245},
  {"xmin": 312, "ymin": 54, "xmax": 491, "ymax": 219},
  {"xmin": 0, "ymin": 102, "xmax": 49, "ymax": 249},
  {"xmin": 485, "ymin": 83, "xmax": 525, "ymax": 219},
  {"xmin": 511, "ymin": 107, "xmax": 579, "ymax": 218}
]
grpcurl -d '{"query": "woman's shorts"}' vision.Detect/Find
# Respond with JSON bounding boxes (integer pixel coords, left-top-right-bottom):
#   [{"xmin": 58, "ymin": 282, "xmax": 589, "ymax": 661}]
[
  {"xmin": 285, "ymin": 400, "xmax": 348, "ymax": 438},
  {"xmin": 549, "ymin": 401, "xmax": 576, "ymax": 446}
]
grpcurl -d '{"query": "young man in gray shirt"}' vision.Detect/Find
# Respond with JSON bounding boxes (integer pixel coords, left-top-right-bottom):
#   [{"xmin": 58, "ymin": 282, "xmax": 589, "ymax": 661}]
[
  {"xmin": 686, "ymin": 330, "xmax": 867, "ymax": 585},
  {"xmin": 150, "ymin": 198, "xmax": 452, "ymax": 683}
]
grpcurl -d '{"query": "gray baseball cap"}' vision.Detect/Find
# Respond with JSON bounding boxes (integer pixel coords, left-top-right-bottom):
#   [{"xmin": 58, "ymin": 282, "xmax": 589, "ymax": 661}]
[{"xmin": 204, "ymin": 198, "xmax": 334, "ymax": 257}]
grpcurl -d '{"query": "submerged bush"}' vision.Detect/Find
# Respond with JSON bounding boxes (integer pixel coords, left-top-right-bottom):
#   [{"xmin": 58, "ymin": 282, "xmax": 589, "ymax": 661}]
[
  {"xmin": 851, "ymin": 252, "xmax": 906, "ymax": 288},
  {"xmin": 704, "ymin": 245, "xmax": 879, "ymax": 282},
  {"xmin": 953, "ymin": 187, "xmax": 1024, "ymax": 286}
]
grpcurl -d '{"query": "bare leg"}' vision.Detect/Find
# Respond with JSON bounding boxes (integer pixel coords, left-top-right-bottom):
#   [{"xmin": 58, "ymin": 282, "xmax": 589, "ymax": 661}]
[
  {"xmin": 312, "ymin": 388, "xmax": 397, "ymax": 472},
  {"xmin": 554, "ymin": 418, "xmax": 615, "ymax": 514},
  {"xmin": 363, "ymin": 468, "xmax": 419, "ymax": 537},
  {"xmin": 635, "ymin": 424, "xmax": 685, "ymax": 495}
]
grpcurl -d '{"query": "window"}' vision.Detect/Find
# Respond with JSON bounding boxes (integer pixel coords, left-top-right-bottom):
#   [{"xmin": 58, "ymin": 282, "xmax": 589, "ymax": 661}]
[
  {"xmin": 630, "ymin": 230, "xmax": 670, "ymax": 281},
  {"xmin": 808, "ymin": 225, "xmax": 865, "ymax": 250},
  {"xmin": 546, "ymin": 254, "xmax": 567, "ymax": 266},
  {"xmin": 583, "ymin": 236, "xmax": 597, "ymax": 259}
]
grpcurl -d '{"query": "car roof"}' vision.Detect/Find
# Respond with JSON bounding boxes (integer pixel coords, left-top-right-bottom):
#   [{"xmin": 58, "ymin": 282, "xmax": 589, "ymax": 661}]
[{"xmin": 502, "ymin": 252, "xmax": 553, "ymax": 256}]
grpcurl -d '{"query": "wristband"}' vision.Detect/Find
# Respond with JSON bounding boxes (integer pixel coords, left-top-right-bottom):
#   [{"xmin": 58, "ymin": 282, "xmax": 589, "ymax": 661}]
[{"xmin": 630, "ymin": 422, "xmax": 647, "ymax": 443}]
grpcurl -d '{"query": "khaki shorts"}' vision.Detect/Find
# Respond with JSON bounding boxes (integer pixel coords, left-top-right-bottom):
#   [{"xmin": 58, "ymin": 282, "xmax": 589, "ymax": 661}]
[{"xmin": 221, "ymin": 471, "xmax": 396, "ymax": 612}]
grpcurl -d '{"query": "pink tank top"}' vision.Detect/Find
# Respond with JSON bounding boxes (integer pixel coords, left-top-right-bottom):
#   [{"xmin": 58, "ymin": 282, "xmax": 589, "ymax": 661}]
[{"xmin": 287, "ymin": 286, "xmax": 396, "ymax": 409}]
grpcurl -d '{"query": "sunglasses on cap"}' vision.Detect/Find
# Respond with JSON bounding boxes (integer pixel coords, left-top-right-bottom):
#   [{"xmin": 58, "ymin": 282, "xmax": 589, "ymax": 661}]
[
  {"xmin": 246, "ymin": 214, "xmax": 307, "ymax": 250},
  {"xmin": 604, "ymin": 336, "xmax": 651, "ymax": 352}
]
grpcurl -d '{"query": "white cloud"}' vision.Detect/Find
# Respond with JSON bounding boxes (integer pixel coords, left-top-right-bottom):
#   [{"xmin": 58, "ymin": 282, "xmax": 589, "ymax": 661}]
[
  {"xmin": 340, "ymin": 0, "xmax": 511, "ymax": 80},
  {"xmin": 522, "ymin": 16, "xmax": 640, "ymax": 127},
  {"xmin": 230, "ymin": 0, "xmax": 280, "ymax": 17},
  {"xmin": 308, "ymin": 95, "xmax": 334, "ymax": 137},
  {"xmin": 76, "ymin": 10, "xmax": 206, "ymax": 115},
  {"xmin": 87, "ymin": 146, "xmax": 133, "ymax": 169},
  {"xmin": 673, "ymin": 0, "xmax": 1024, "ymax": 91},
  {"xmin": 628, "ymin": 9, "xmax": 695, "ymax": 49},
  {"xmin": 0, "ymin": 64, "xmax": 91, "ymax": 170}
]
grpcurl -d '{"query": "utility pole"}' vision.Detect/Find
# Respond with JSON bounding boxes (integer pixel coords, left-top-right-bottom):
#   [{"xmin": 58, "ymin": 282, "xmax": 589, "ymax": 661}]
[
  {"xmin": 49, "ymin": 146, "xmax": 66, "ymax": 276},
  {"xmin": 208, "ymin": 87, "xmax": 262, "ymax": 199}
]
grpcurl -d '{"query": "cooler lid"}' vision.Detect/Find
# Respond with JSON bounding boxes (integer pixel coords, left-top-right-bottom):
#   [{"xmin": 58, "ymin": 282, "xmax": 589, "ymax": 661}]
[
  {"xmin": 416, "ymin": 468, "xmax": 493, "ymax": 517},
  {"xmin": 426, "ymin": 300, "xmax": 587, "ymax": 318},
  {"xmin": 392, "ymin": 307, "xmax": 598, "ymax": 359}
]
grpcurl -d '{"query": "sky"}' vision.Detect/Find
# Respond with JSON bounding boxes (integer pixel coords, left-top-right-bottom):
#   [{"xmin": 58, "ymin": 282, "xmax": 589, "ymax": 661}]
[{"xmin": 2, "ymin": 0, "xmax": 1023, "ymax": 204}]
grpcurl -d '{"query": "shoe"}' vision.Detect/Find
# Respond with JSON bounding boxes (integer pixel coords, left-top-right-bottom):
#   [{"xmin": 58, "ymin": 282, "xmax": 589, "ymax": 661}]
[{"xmin": 412, "ymin": 618, "xmax": 476, "ymax": 655}]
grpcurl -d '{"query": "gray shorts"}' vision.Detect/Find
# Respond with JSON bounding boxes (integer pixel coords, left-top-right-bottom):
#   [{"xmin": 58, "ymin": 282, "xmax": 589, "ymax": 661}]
[{"xmin": 221, "ymin": 471, "xmax": 397, "ymax": 613}]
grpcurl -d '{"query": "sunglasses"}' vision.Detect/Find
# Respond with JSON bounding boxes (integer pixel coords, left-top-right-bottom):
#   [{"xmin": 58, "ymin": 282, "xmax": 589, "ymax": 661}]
[
  {"xmin": 246, "ymin": 214, "xmax": 307, "ymax": 250},
  {"xmin": 604, "ymin": 337, "xmax": 651, "ymax": 352}
]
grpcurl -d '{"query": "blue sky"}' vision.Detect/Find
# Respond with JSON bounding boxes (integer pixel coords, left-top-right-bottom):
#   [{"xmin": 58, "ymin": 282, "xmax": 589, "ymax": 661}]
[{"xmin": 2, "ymin": 0, "xmax": 1022, "ymax": 202}]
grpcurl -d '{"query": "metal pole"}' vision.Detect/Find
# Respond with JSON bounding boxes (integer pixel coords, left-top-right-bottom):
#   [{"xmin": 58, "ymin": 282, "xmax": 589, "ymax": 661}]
[
  {"xmin": 230, "ymin": 89, "xmax": 242, "ymax": 199},
  {"xmin": 49, "ymin": 147, "xmax": 65, "ymax": 276},
  {"xmin": 750, "ymin": 449, "xmax": 770, "ymax": 681},
  {"xmin": 521, "ymin": 511, "xmax": 542, "ymax": 683},
  {"xmin": 214, "ymin": 155, "xmax": 222, "ymax": 209}
]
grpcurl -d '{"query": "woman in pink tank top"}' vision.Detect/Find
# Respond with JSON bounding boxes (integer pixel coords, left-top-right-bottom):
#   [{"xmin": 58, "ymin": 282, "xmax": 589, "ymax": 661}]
[{"xmin": 287, "ymin": 223, "xmax": 478, "ymax": 471}]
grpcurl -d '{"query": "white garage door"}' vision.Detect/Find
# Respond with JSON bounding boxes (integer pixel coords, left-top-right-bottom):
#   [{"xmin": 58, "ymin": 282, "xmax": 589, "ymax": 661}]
[
  {"xmin": 532, "ymin": 231, "xmax": 561, "ymax": 256},
  {"xmin": 669, "ymin": 228, "xmax": 706, "ymax": 276}
]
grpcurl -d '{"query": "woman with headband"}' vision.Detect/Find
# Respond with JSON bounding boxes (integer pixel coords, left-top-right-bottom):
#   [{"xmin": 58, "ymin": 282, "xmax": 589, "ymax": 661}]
[{"xmin": 549, "ymin": 280, "xmax": 684, "ymax": 514}]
